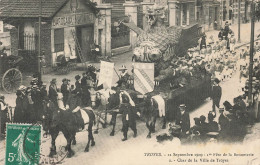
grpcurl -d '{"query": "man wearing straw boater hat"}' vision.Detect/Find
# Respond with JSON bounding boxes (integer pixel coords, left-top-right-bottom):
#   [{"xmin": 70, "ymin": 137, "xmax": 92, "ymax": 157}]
[
  {"xmin": 116, "ymin": 65, "xmax": 130, "ymax": 88},
  {"xmin": 175, "ymin": 104, "xmax": 190, "ymax": 137}
]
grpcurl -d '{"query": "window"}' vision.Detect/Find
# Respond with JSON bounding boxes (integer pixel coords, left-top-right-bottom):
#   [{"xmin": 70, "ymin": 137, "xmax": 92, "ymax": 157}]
[{"xmin": 54, "ymin": 28, "xmax": 64, "ymax": 52}]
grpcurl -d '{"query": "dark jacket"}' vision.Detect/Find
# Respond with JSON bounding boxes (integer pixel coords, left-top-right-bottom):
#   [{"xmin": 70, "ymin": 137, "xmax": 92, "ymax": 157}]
[
  {"xmin": 212, "ymin": 85, "xmax": 222, "ymax": 100},
  {"xmin": 75, "ymin": 81, "xmax": 81, "ymax": 94},
  {"xmin": 176, "ymin": 111, "xmax": 190, "ymax": 133},
  {"xmin": 207, "ymin": 121, "xmax": 219, "ymax": 132},
  {"xmin": 120, "ymin": 103, "xmax": 137, "ymax": 123},
  {"xmin": 81, "ymin": 77, "xmax": 87, "ymax": 87},
  {"xmin": 61, "ymin": 84, "xmax": 70, "ymax": 102},
  {"xmin": 49, "ymin": 85, "xmax": 58, "ymax": 103},
  {"xmin": 117, "ymin": 73, "xmax": 130, "ymax": 88},
  {"xmin": 218, "ymin": 113, "xmax": 229, "ymax": 131}
]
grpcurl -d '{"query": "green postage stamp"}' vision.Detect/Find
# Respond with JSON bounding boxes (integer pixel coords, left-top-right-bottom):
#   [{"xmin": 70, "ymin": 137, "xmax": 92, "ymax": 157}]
[{"xmin": 5, "ymin": 123, "xmax": 42, "ymax": 165}]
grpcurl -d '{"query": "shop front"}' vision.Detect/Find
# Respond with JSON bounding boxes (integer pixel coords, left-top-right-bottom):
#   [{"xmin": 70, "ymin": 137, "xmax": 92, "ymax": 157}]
[{"xmin": 51, "ymin": 0, "xmax": 97, "ymax": 65}]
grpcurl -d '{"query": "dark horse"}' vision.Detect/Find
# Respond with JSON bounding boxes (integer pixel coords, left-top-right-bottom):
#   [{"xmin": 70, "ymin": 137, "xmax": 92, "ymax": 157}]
[
  {"xmin": 94, "ymin": 88, "xmax": 141, "ymax": 136},
  {"xmin": 94, "ymin": 88, "xmax": 166, "ymax": 137},
  {"xmin": 142, "ymin": 94, "xmax": 167, "ymax": 138},
  {"xmin": 42, "ymin": 100, "xmax": 96, "ymax": 158}
]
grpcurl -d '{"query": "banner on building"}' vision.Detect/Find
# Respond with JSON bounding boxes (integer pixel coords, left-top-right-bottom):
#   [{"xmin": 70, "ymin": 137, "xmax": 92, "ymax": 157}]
[
  {"xmin": 133, "ymin": 63, "xmax": 154, "ymax": 95},
  {"xmin": 98, "ymin": 61, "xmax": 114, "ymax": 88}
]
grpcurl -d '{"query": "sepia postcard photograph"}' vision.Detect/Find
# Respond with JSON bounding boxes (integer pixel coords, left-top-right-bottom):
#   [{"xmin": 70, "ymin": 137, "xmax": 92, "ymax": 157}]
[{"xmin": 0, "ymin": 0, "xmax": 260, "ymax": 164}]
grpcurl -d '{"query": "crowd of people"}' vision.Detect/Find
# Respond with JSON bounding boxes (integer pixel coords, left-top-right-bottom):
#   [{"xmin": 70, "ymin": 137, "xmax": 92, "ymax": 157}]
[
  {"xmin": 157, "ymin": 22, "xmax": 260, "ymax": 144},
  {"xmin": 0, "ymin": 66, "xmax": 98, "ymax": 131},
  {"xmin": 166, "ymin": 23, "xmax": 237, "ymax": 90}
]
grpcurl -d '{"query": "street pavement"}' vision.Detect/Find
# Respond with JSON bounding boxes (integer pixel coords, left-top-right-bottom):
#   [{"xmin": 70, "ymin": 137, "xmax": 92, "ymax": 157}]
[{"xmin": 1, "ymin": 22, "xmax": 260, "ymax": 164}]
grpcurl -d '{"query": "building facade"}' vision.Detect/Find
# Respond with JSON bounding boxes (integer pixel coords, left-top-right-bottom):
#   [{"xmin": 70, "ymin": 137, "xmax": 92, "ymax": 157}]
[
  {"xmin": 0, "ymin": 0, "xmax": 112, "ymax": 68},
  {"xmin": 220, "ymin": 0, "xmax": 251, "ymax": 24}
]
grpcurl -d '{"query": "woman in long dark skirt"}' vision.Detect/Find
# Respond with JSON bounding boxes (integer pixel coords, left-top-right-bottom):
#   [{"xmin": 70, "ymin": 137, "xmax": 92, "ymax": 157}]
[{"xmin": 14, "ymin": 91, "xmax": 25, "ymax": 123}]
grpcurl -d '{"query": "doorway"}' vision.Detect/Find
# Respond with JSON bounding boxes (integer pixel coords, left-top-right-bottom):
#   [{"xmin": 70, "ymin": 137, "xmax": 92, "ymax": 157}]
[{"xmin": 76, "ymin": 25, "xmax": 94, "ymax": 62}]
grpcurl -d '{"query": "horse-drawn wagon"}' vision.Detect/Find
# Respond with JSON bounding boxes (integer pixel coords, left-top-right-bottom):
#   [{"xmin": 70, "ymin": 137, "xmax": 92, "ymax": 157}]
[
  {"xmin": 122, "ymin": 4, "xmax": 210, "ymax": 121},
  {"xmin": 0, "ymin": 55, "xmax": 23, "ymax": 93}
]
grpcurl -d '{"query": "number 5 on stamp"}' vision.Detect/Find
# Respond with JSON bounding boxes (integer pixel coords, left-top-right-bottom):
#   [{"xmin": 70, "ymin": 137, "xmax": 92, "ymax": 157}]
[{"xmin": 5, "ymin": 123, "xmax": 42, "ymax": 165}]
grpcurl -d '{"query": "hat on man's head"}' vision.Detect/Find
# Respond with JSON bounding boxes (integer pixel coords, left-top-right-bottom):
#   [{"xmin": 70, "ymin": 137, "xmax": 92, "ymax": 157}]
[
  {"xmin": 18, "ymin": 85, "xmax": 27, "ymax": 91},
  {"xmin": 200, "ymin": 115, "xmax": 206, "ymax": 122},
  {"xmin": 119, "ymin": 65, "xmax": 127, "ymax": 71},
  {"xmin": 219, "ymin": 107, "xmax": 225, "ymax": 111},
  {"xmin": 32, "ymin": 85, "xmax": 38, "ymax": 89},
  {"xmin": 50, "ymin": 78, "xmax": 57, "ymax": 84},
  {"xmin": 214, "ymin": 78, "xmax": 220, "ymax": 84},
  {"xmin": 62, "ymin": 78, "xmax": 67, "ymax": 82},
  {"xmin": 208, "ymin": 112, "xmax": 215, "ymax": 120},
  {"xmin": 32, "ymin": 78, "xmax": 38, "ymax": 81},
  {"xmin": 179, "ymin": 104, "xmax": 186, "ymax": 108},
  {"xmin": 75, "ymin": 75, "xmax": 81, "ymax": 80}
]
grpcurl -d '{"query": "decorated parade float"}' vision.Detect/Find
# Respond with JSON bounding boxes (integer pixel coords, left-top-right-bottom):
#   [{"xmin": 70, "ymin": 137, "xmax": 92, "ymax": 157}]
[{"xmin": 123, "ymin": 4, "xmax": 212, "ymax": 120}]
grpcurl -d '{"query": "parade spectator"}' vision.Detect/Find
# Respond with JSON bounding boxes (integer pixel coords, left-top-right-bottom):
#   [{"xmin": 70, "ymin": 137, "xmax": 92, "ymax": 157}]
[
  {"xmin": 200, "ymin": 35, "xmax": 207, "ymax": 50},
  {"xmin": 120, "ymin": 92, "xmax": 137, "ymax": 141},
  {"xmin": 88, "ymin": 65, "xmax": 97, "ymax": 83},
  {"xmin": 200, "ymin": 115, "xmax": 209, "ymax": 136},
  {"xmin": 211, "ymin": 78, "xmax": 222, "ymax": 112},
  {"xmin": 67, "ymin": 86, "xmax": 82, "ymax": 111},
  {"xmin": 255, "ymin": 41, "xmax": 260, "ymax": 53},
  {"xmin": 207, "ymin": 111, "xmax": 218, "ymax": 132},
  {"xmin": 61, "ymin": 78, "xmax": 70, "ymax": 106},
  {"xmin": 25, "ymin": 88, "xmax": 35, "ymax": 123},
  {"xmin": 0, "ymin": 94, "xmax": 8, "ymax": 134},
  {"xmin": 218, "ymin": 107, "xmax": 229, "ymax": 141},
  {"xmin": 49, "ymin": 78, "xmax": 58, "ymax": 107},
  {"xmin": 75, "ymin": 75, "xmax": 81, "ymax": 94},
  {"xmin": 40, "ymin": 83, "xmax": 48, "ymax": 101},
  {"xmin": 14, "ymin": 89, "xmax": 26, "ymax": 123},
  {"xmin": 240, "ymin": 48, "xmax": 246, "ymax": 59},
  {"xmin": 175, "ymin": 104, "xmax": 190, "ymax": 138},
  {"xmin": 189, "ymin": 117, "xmax": 202, "ymax": 143},
  {"xmin": 81, "ymin": 73, "xmax": 87, "ymax": 87},
  {"xmin": 218, "ymin": 28, "xmax": 224, "ymax": 40},
  {"xmin": 31, "ymin": 83, "xmax": 42, "ymax": 122}
]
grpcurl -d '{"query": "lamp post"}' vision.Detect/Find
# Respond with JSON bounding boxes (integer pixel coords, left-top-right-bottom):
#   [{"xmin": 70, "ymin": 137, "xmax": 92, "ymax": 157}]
[
  {"xmin": 248, "ymin": 1, "xmax": 256, "ymax": 105},
  {"xmin": 238, "ymin": 0, "xmax": 241, "ymax": 43},
  {"xmin": 38, "ymin": 0, "xmax": 42, "ymax": 82}
]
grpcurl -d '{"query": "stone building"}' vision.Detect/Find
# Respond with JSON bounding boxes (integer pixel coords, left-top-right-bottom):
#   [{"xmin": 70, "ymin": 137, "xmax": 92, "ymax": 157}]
[
  {"xmin": 0, "ymin": 0, "xmax": 112, "ymax": 68},
  {"xmin": 220, "ymin": 0, "xmax": 251, "ymax": 24}
]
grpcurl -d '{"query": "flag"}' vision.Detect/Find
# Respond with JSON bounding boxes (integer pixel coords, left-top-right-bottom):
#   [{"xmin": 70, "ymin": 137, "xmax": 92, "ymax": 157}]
[
  {"xmin": 133, "ymin": 63, "xmax": 154, "ymax": 95},
  {"xmin": 98, "ymin": 61, "xmax": 114, "ymax": 88}
]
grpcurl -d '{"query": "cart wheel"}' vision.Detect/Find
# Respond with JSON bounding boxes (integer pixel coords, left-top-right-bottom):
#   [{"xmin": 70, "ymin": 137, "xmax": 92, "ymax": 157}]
[{"xmin": 2, "ymin": 68, "xmax": 22, "ymax": 93}]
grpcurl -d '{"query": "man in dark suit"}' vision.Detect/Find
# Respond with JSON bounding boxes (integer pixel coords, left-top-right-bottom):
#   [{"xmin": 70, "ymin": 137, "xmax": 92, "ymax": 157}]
[
  {"xmin": 120, "ymin": 92, "xmax": 138, "ymax": 141},
  {"xmin": 49, "ymin": 78, "xmax": 58, "ymax": 107},
  {"xmin": 175, "ymin": 104, "xmax": 190, "ymax": 138},
  {"xmin": 61, "ymin": 78, "xmax": 69, "ymax": 106},
  {"xmin": 211, "ymin": 78, "xmax": 222, "ymax": 112}
]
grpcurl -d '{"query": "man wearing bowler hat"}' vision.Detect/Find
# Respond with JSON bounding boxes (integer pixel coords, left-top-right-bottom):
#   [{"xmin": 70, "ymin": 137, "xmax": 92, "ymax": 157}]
[
  {"xmin": 175, "ymin": 104, "xmax": 190, "ymax": 137},
  {"xmin": 211, "ymin": 78, "xmax": 222, "ymax": 112}
]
